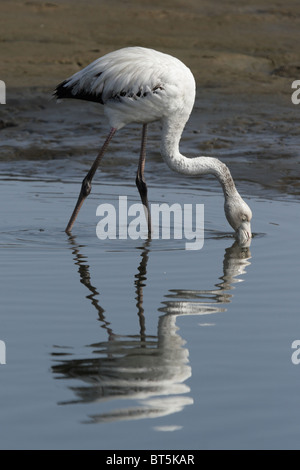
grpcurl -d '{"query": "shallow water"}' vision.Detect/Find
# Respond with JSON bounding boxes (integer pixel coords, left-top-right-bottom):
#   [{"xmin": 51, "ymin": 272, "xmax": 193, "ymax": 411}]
[
  {"xmin": 1, "ymin": 177, "xmax": 300, "ymax": 449},
  {"xmin": 1, "ymin": 90, "xmax": 300, "ymax": 449}
]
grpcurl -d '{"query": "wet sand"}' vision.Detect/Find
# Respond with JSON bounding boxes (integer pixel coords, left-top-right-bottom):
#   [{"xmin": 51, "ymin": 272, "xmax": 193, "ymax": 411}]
[
  {"xmin": 1, "ymin": 0, "xmax": 300, "ymax": 200},
  {"xmin": 1, "ymin": 0, "xmax": 300, "ymax": 93}
]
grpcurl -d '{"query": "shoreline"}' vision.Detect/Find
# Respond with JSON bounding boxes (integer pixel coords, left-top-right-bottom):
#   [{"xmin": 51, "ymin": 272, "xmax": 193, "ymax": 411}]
[
  {"xmin": 1, "ymin": 0, "xmax": 300, "ymax": 200},
  {"xmin": 1, "ymin": 0, "xmax": 300, "ymax": 96}
]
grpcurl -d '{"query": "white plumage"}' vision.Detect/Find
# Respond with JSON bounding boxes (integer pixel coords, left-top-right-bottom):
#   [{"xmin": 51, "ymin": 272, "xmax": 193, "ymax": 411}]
[
  {"xmin": 57, "ymin": 47, "xmax": 195, "ymax": 129},
  {"xmin": 55, "ymin": 46, "xmax": 252, "ymax": 243}
]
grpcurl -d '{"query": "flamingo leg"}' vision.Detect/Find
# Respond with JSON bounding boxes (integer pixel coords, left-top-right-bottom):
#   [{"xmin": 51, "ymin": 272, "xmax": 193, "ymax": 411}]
[
  {"xmin": 136, "ymin": 124, "xmax": 152, "ymax": 238},
  {"xmin": 65, "ymin": 127, "xmax": 116, "ymax": 233}
]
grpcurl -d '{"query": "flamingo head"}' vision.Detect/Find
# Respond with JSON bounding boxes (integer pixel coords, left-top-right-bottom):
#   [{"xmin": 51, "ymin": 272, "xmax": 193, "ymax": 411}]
[{"xmin": 224, "ymin": 194, "xmax": 252, "ymax": 245}]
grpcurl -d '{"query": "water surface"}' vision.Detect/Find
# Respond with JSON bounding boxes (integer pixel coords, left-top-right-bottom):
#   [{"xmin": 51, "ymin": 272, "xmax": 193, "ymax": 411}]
[
  {"xmin": 1, "ymin": 84, "xmax": 300, "ymax": 449},
  {"xmin": 1, "ymin": 159, "xmax": 300, "ymax": 449}
]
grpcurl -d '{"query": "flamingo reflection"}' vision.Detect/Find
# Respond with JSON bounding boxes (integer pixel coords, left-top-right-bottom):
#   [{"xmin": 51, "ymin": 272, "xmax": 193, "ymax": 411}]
[{"xmin": 51, "ymin": 239, "xmax": 251, "ymax": 423}]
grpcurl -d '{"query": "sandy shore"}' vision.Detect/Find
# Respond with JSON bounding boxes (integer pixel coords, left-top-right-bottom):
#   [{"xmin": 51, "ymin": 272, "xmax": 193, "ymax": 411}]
[
  {"xmin": 1, "ymin": 0, "xmax": 300, "ymax": 199},
  {"xmin": 1, "ymin": 0, "xmax": 300, "ymax": 95}
]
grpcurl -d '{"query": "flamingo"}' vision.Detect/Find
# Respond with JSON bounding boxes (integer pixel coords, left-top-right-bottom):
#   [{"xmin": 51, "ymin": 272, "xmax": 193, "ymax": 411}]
[{"xmin": 54, "ymin": 46, "xmax": 252, "ymax": 243}]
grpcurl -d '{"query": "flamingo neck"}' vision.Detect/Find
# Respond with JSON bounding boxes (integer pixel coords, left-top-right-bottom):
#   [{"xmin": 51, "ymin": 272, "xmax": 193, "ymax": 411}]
[{"xmin": 160, "ymin": 117, "xmax": 238, "ymax": 198}]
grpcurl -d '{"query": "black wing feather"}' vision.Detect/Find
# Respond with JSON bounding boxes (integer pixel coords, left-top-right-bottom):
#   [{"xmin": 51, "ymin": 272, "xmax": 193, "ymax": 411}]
[{"xmin": 53, "ymin": 78, "xmax": 104, "ymax": 104}]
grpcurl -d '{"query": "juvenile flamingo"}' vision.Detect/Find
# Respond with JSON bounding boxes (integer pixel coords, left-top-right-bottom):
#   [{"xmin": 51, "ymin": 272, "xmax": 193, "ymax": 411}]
[{"xmin": 54, "ymin": 47, "xmax": 252, "ymax": 243}]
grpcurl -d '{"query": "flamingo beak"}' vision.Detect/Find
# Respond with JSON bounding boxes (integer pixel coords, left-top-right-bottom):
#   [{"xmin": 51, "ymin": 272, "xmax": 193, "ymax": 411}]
[{"xmin": 236, "ymin": 221, "xmax": 252, "ymax": 246}]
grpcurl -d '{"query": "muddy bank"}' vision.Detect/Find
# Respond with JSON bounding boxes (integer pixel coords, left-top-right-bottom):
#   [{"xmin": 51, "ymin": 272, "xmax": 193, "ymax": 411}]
[
  {"xmin": 0, "ymin": 88, "xmax": 299, "ymax": 200},
  {"xmin": 1, "ymin": 0, "xmax": 300, "ymax": 94},
  {"xmin": 0, "ymin": 0, "xmax": 300, "ymax": 200}
]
